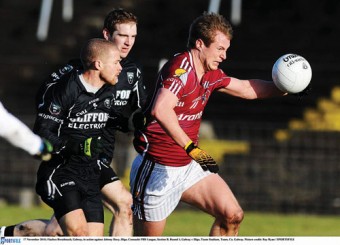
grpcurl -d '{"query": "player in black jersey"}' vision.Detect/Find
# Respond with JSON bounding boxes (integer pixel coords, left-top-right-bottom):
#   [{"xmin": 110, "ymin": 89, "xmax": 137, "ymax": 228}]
[
  {"xmin": 35, "ymin": 38, "xmax": 122, "ymax": 236},
  {"xmin": 1, "ymin": 9, "xmax": 147, "ymax": 237}
]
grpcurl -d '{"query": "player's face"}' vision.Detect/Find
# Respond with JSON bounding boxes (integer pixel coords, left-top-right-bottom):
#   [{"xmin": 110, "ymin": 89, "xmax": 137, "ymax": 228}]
[
  {"xmin": 201, "ymin": 31, "xmax": 230, "ymax": 71},
  {"xmin": 100, "ymin": 48, "xmax": 122, "ymax": 86},
  {"xmin": 108, "ymin": 22, "xmax": 137, "ymax": 58}
]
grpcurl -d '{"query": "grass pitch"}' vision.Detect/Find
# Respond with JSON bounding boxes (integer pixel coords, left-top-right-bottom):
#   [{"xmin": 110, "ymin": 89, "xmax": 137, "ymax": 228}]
[{"xmin": 0, "ymin": 205, "xmax": 339, "ymax": 236}]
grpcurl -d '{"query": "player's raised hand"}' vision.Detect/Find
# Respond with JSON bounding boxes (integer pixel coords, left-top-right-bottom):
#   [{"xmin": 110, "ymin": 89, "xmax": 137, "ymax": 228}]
[{"xmin": 184, "ymin": 141, "xmax": 219, "ymax": 173}]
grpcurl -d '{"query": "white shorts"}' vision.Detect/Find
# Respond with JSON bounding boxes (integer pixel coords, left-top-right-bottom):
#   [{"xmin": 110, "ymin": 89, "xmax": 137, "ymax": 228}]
[{"xmin": 130, "ymin": 154, "xmax": 212, "ymax": 221}]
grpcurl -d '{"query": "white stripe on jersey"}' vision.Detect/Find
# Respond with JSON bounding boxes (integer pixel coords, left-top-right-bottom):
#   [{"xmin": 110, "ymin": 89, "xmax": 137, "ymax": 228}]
[
  {"xmin": 133, "ymin": 82, "xmax": 142, "ymax": 108},
  {"xmin": 179, "ymin": 57, "xmax": 192, "ymax": 74},
  {"xmin": 47, "ymin": 164, "xmax": 62, "ymax": 199},
  {"xmin": 180, "ymin": 57, "xmax": 189, "ymax": 70},
  {"xmin": 168, "ymin": 81, "xmax": 182, "ymax": 96},
  {"xmin": 177, "ymin": 56, "xmax": 192, "ymax": 86},
  {"xmin": 38, "ymin": 82, "xmax": 57, "ymax": 109}
]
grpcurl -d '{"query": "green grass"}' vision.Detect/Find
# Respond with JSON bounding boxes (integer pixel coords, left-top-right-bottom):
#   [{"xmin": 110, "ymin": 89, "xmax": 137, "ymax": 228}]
[
  {"xmin": 164, "ymin": 210, "xmax": 340, "ymax": 236},
  {"xmin": 1, "ymin": 205, "xmax": 340, "ymax": 236}
]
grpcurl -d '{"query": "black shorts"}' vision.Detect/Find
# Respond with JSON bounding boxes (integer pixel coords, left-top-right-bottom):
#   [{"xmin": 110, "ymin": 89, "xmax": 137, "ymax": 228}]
[
  {"xmin": 99, "ymin": 164, "xmax": 120, "ymax": 189},
  {"xmin": 36, "ymin": 160, "xmax": 103, "ymax": 222}
]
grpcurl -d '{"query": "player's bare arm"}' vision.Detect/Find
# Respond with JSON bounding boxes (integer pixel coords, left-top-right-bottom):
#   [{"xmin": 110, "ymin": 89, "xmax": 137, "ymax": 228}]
[
  {"xmin": 151, "ymin": 88, "xmax": 191, "ymax": 148},
  {"xmin": 218, "ymin": 77, "xmax": 287, "ymax": 99}
]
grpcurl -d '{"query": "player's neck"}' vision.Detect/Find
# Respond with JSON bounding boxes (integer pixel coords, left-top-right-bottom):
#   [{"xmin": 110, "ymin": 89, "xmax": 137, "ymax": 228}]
[
  {"xmin": 81, "ymin": 71, "xmax": 104, "ymax": 88},
  {"xmin": 190, "ymin": 49, "xmax": 206, "ymax": 81}
]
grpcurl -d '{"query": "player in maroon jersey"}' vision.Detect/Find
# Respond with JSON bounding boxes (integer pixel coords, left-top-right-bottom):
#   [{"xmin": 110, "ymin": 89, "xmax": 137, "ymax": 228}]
[{"xmin": 130, "ymin": 12, "xmax": 287, "ymax": 236}]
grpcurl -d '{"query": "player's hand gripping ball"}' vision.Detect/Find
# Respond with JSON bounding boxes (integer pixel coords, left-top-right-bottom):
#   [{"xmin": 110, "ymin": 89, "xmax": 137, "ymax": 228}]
[{"xmin": 272, "ymin": 54, "xmax": 312, "ymax": 93}]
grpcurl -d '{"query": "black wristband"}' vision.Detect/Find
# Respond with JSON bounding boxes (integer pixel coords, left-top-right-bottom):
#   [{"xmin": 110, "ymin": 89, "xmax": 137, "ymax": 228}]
[
  {"xmin": 185, "ymin": 142, "xmax": 196, "ymax": 154},
  {"xmin": 4, "ymin": 225, "xmax": 16, "ymax": 236}
]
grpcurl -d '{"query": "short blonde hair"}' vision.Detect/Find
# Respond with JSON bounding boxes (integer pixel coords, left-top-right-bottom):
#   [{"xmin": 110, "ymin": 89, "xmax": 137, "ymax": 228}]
[{"xmin": 187, "ymin": 12, "xmax": 233, "ymax": 49}]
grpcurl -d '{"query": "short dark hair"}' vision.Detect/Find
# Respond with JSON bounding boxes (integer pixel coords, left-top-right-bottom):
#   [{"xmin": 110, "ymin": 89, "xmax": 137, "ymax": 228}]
[
  {"xmin": 187, "ymin": 12, "xmax": 233, "ymax": 49},
  {"xmin": 103, "ymin": 8, "xmax": 138, "ymax": 35},
  {"xmin": 80, "ymin": 38, "xmax": 117, "ymax": 69}
]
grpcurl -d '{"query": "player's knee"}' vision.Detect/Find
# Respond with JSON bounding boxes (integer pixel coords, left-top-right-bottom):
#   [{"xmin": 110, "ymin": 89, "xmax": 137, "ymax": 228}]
[
  {"xmin": 116, "ymin": 192, "xmax": 133, "ymax": 213},
  {"xmin": 217, "ymin": 209, "xmax": 243, "ymax": 236},
  {"xmin": 227, "ymin": 209, "xmax": 244, "ymax": 225},
  {"xmin": 220, "ymin": 208, "xmax": 244, "ymax": 227},
  {"xmin": 44, "ymin": 225, "xmax": 59, "ymax": 236},
  {"xmin": 43, "ymin": 217, "xmax": 63, "ymax": 236},
  {"xmin": 67, "ymin": 226, "xmax": 88, "ymax": 236}
]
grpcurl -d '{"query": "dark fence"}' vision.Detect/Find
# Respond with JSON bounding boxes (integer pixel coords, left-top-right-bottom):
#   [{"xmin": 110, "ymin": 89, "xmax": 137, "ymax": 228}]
[{"xmin": 220, "ymin": 125, "xmax": 340, "ymax": 215}]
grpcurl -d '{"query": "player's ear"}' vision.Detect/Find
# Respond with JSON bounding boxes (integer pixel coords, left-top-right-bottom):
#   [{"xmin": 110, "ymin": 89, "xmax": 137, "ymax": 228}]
[
  {"xmin": 102, "ymin": 28, "xmax": 110, "ymax": 41},
  {"xmin": 93, "ymin": 60, "xmax": 103, "ymax": 70},
  {"xmin": 195, "ymin": 39, "xmax": 204, "ymax": 50},
  {"xmin": 103, "ymin": 28, "xmax": 112, "ymax": 41}
]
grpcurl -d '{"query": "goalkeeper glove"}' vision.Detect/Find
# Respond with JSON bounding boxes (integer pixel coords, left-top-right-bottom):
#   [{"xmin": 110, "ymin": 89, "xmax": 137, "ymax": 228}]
[
  {"xmin": 35, "ymin": 139, "xmax": 53, "ymax": 161},
  {"xmin": 65, "ymin": 136, "xmax": 103, "ymax": 157},
  {"xmin": 184, "ymin": 141, "xmax": 219, "ymax": 173}
]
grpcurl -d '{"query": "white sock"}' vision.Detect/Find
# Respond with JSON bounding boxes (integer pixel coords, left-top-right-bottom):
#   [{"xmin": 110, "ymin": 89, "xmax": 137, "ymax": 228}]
[{"xmin": 0, "ymin": 226, "xmax": 6, "ymax": 237}]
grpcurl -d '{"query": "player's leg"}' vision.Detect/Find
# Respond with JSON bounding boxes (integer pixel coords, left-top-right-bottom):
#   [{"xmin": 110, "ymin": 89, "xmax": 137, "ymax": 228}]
[
  {"xmin": 99, "ymin": 163, "xmax": 133, "ymax": 236},
  {"xmin": 44, "ymin": 212, "xmax": 102, "ymax": 236},
  {"xmin": 15, "ymin": 219, "xmax": 49, "ymax": 236},
  {"xmin": 58, "ymin": 209, "xmax": 89, "ymax": 236},
  {"xmin": 81, "ymin": 174, "xmax": 106, "ymax": 236},
  {"xmin": 87, "ymin": 222, "xmax": 104, "ymax": 236},
  {"xmin": 37, "ymin": 162, "xmax": 104, "ymax": 236},
  {"xmin": 41, "ymin": 190, "xmax": 89, "ymax": 236},
  {"xmin": 133, "ymin": 217, "xmax": 166, "ymax": 236},
  {"xmin": 0, "ymin": 219, "xmax": 49, "ymax": 236},
  {"xmin": 58, "ymin": 205, "xmax": 104, "ymax": 236},
  {"xmin": 43, "ymin": 215, "xmax": 63, "ymax": 236},
  {"xmin": 181, "ymin": 173, "xmax": 244, "ymax": 236},
  {"xmin": 101, "ymin": 180, "xmax": 133, "ymax": 236},
  {"xmin": 58, "ymin": 197, "xmax": 104, "ymax": 236},
  {"xmin": 130, "ymin": 154, "xmax": 185, "ymax": 236},
  {"xmin": 52, "ymin": 189, "xmax": 94, "ymax": 236}
]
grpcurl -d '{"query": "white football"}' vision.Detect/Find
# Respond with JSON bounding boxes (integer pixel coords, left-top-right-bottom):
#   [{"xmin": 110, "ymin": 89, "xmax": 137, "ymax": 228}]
[{"xmin": 272, "ymin": 54, "xmax": 312, "ymax": 93}]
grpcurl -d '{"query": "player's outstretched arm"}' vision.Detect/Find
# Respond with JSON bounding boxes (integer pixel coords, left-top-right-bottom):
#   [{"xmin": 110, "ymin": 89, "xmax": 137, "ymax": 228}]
[{"xmin": 0, "ymin": 101, "xmax": 53, "ymax": 159}]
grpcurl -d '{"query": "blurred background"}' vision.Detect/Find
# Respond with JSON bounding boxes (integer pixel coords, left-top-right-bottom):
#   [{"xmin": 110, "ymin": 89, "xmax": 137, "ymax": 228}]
[{"xmin": 0, "ymin": 0, "xmax": 340, "ymax": 215}]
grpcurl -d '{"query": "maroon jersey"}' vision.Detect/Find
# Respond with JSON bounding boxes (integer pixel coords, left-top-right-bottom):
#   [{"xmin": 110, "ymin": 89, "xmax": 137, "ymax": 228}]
[{"xmin": 134, "ymin": 51, "xmax": 231, "ymax": 166}]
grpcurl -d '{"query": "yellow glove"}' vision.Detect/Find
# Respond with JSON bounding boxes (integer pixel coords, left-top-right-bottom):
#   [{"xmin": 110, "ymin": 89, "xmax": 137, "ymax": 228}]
[{"xmin": 184, "ymin": 141, "xmax": 219, "ymax": 173}]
